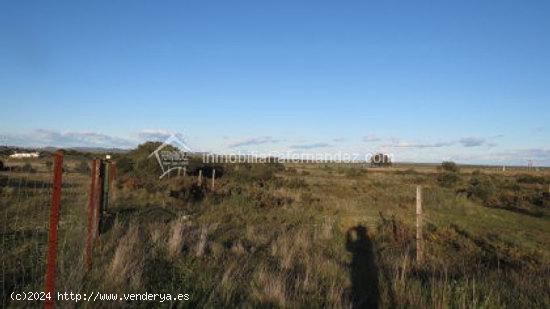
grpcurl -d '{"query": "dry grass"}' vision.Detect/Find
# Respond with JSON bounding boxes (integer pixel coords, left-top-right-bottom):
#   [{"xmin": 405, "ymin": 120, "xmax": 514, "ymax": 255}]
[
  {"xmin": 2, "ymin": 155, "xmax": 549, "ymax": 307},
  {"xmin": 167, "ymin": 215, "xmax": 189, "ymax": 258},
  {"xmin": 109, "ymin": 225, "xmax": 147, "ymax": 288}
]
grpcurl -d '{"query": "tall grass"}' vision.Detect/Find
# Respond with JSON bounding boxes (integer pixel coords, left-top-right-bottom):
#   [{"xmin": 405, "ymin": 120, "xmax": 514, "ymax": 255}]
[{"xmin": 2, "ymin": 156, "xmax": 549, "ymax": 307}]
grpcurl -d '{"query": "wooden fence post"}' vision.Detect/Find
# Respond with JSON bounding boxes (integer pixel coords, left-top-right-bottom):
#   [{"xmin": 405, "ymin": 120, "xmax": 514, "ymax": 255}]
[
  {"xmin": 44, "ymin": 150, "xmax": 64, "ymax": 308},
  {"xmin": 212, "ymin": 169, "xmax": 216, "ymax": 190},
  {"xmin": 416, "ymin": 185, "xmax": 423, "ymax": 263}
]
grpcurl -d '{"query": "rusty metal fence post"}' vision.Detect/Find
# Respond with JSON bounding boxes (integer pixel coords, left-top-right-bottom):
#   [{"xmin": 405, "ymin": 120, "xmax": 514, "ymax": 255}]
[
  {"xmin": 44, "ymin": 151, "xmax": 64, "ymax": 309},
  {"xmin": 109, "ymin": 163, "xmax": 117, "ymax": 185},
  {"xmin": 109, "ymin": 163, "xmax": 117, "ymax": 200},
  {"xmin": 85, "ymin": 160, "xmax": 100, "ymax": 270},
  {"xmin": 93, "ymin": 160, "xmax": 103, "ymax": 239},
  {"xmin": 85, "ymin": 158, "xmax": 117, "ymax": 269},
  {"xmin": 100, "ymin": 161, "xmax": 109, "ymax": 216}
]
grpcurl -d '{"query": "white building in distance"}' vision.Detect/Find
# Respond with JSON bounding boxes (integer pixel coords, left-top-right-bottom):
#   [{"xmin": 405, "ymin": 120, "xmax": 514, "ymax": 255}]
[{"xmin": 9, "ymin": 152, "xmax": 40, "ymax": 159}]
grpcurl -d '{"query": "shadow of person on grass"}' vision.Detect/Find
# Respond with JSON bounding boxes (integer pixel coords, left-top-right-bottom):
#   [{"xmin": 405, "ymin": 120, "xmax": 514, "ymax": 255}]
[{"xmin": 346, "ymin": 225, "xmax": 380, "ymax": 308}]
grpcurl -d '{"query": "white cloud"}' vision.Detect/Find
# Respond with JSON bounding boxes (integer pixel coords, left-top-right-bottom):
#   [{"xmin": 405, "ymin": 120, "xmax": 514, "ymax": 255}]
[
  {"xmin": 227, "ymin": 136, "xmax": 280, "ymax": 148},
  {"xmin": 138, "ymin": 129, "xmax": 174, "ymax": 141},
  {"xmin": 459, "ymin": 137, "xmax": 486, "ymax": 147},
  {"xmin": 289, "ymin": 142, "xmax": 331, "ymax": 149},
  {"xmin": 137, "ymin": 129, "xmax": 189, "ymax": 143},
  {"xmin": 385, "ymin": 140, "xmax": 455, "ymax": 148},
  {"xmin": 2, "ymin": 129, "xmax": 136, "ymax": 148}
]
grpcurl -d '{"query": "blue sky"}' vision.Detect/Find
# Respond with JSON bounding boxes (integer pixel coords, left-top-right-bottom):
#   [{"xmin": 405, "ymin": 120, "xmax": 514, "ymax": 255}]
[{"xmin": 1, "ymin": 0, "xmax": 549, "ymax": 165}]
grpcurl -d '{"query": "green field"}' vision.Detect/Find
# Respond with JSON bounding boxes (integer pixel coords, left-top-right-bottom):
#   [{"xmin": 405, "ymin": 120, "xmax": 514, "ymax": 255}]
[{"xmin": 1, "ymin": 145, "xmax": 549, "ymax": 308}]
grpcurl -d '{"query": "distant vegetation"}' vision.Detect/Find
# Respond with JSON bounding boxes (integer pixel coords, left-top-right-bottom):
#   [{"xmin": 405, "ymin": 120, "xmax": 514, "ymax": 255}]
[
  {"xmin": 437, "ymin": 161, "xmax": 460, "ymax": 187},
  {"xmin": 464, "ymin": 173, "xmax": 548, "ymax": 217}
]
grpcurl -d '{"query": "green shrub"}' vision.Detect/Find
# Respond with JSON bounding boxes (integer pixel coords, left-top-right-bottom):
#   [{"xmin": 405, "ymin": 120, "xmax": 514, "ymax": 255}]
[
  {"xmin": 117, "ymin": 156, "xmax": 135, "ymax": 175},
  {"xmin": 437, "ymin": 171, "xmax": 460, "ymax": 187},
  {"xmin": 117, "ymin": 142, "xmax": 167, "ymax": 179},
  {"xmin": 188, "ymin": 163, "xmax": 224, "ymax": 178},
  {"xmin": 516, "ymin": 174, "xmax": 547, "ymax": 184},
  {"xmin": 169, "ymin": 181, "xmax": 207, "ymax": 202},
  {"xmin": 230, "ymin": 163, "xmax": 282, "ymax": 183},
  {"xmin": 437, "ymin": 162, "xmax": 460, "ymax": 187},
  {"xmin": 441, "ymin": 161, "xmax": 460, "ymax": 173},
  {"xmin": 466, "ymin": 176, "xmax": 497, "ymax": 203}
]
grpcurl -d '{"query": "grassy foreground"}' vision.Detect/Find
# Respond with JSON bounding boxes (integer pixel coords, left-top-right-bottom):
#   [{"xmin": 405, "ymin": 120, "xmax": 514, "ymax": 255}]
[{"xmin": 1, "ymin": 146, "xmax": 549, "ymax": 308}]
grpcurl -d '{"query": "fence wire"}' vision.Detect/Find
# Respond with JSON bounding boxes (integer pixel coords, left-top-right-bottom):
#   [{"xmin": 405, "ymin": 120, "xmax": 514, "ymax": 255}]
[{"xmin": 1, "ymin": 161, "xmax": 89, "ymax": 307}]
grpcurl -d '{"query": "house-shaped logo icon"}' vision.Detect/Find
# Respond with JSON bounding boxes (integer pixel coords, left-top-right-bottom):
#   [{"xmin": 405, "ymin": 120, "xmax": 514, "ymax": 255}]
[{"xmin": 148, "ymin": 134, "xmax": 192, "ymax": 179}]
